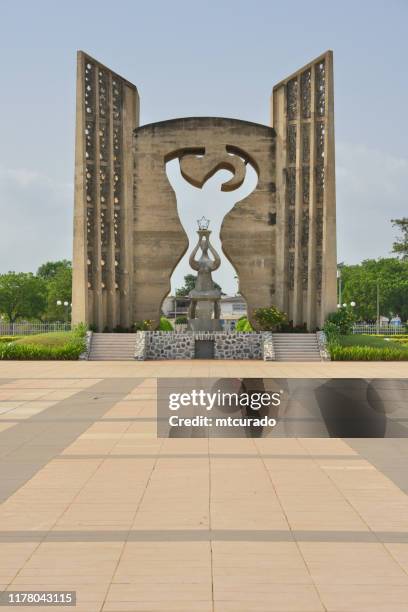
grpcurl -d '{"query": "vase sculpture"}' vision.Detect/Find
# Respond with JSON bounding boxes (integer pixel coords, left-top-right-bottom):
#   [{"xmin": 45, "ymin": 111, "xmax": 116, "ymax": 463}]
[{"xmin": 188, "ymin": 217, "xmax": 222, "ymax": 331}]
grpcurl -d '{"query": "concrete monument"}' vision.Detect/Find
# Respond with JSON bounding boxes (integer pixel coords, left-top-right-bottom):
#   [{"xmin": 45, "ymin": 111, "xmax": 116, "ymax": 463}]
[{"xmin": 72, "ymin": 50, "xmax": 337, "ymax": 331}]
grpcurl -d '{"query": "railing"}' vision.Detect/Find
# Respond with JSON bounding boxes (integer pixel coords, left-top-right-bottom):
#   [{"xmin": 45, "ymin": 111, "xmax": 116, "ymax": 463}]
[
  {"xmin": 0, "ymin": 322, "xmax": 71, "ymax": 336},
  {"xmin": 352, "ymin": 324, "xmax": 406, "ymax": 335},
  {"xmin": 174, "ymin": 324, "xmax": 188, "ymax": 332}
]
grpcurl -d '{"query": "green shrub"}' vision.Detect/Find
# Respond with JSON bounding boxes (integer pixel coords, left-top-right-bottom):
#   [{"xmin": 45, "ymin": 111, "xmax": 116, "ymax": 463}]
[
  {"xmin": 158, "ymin": 316, "xmax": 173, "ymax": 331},
  {"xmin": 236, "ymin": 317, "xmax": 253, "ymax": 332},
  {"xmin": 279, "ymin": 322, "xmax": 307, "ymax": 333},
  {"xmin": 72, "ymin": 322, "xmax": 87, "ymax": 338},
  {"xmin": 326, "ymin": 307, "xmax": 356, "ymax": 335},
  {"xmin": 112, "ymin": 325, "xmax": 131, "ymax": 333},
  {"xmin": 14, "ymin": 331, "xmax": 74, "ymax": 348},
  {"xmin": 386, "ymin": 337, "xmax": 408, "ymax": 346},
  {"xmin": 253, "ymin": 306, "xmax": 287, "ymax": 331},
  {"xmin": 0, "ymin": 335, "xmax": 17, "ymax": 344},
  {"xmin": 175, "ymin": 316, "xmax": 188, "ymax": 325},
  {"xmin": 133, "ymin": 320, "xmax": 153, "ymax": 331},
  {"xmin": 0, "ymin": 338, "xmax": 85, "ymax": 360},
  {"xmin": 323, "ymin": 320, "xmax": 341, "ymax": 343},
  {"xmin": 329, "ymin": 344, "xmax": 408, "ymax": 361}
]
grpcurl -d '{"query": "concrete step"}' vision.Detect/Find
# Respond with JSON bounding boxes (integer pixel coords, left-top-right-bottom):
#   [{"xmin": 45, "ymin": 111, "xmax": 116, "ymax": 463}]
[
  {"xmin": 272, "ymin": 333, "xmax": 321, "ymax": 362},
  {"xmin": 89, "ymin": 333, "xmax": 136, "ymax": 360}
]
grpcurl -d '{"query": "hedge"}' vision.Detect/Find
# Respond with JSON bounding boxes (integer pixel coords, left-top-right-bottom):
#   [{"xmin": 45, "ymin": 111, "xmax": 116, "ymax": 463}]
[
  {"xmin": 329, "ymin": 344, "xmax": 408, "ymax": 361},
  {"xmin": 0, "ymin": 339, "xmax": 85, "ymax": 360}
]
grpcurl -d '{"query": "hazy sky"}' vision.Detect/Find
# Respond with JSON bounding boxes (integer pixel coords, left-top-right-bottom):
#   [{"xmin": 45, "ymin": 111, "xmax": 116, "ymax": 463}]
[{"xmin": 0, "ymin": 0, "xmax": 407, "ymax": 294}]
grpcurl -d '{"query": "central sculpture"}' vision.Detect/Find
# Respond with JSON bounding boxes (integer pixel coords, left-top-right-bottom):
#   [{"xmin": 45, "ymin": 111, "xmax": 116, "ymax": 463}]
[{"xmin": 188, "ymin": 217, "xmax": 222, "ymax": 331}]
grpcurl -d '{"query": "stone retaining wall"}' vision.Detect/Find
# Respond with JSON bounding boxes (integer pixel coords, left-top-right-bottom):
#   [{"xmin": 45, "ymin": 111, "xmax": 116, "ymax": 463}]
[
  {"xmin": 316, "ymin": 331, "xmax": 331, "ymax": 361},
  {"xmin": 134, "ymin": 331, "xmax": 270, "ymax": 360}
]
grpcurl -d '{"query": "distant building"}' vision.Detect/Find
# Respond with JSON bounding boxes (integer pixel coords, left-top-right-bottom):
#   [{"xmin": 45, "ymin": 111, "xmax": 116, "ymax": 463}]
[{"xmin": 162, "ymin": 295, "xmax": 247, "ymax": 330}]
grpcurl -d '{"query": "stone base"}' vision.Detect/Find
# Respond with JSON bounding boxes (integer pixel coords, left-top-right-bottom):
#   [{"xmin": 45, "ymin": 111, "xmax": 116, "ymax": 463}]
[{"xmin": 134, "ymin": 331, "xmax": 271, "ymax": 360}]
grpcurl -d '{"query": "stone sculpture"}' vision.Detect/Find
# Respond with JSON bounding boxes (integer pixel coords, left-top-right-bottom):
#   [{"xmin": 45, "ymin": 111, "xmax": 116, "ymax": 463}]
[{"xmin": 188, "ymin": 217, "xmax": 222, "ymax": 331}]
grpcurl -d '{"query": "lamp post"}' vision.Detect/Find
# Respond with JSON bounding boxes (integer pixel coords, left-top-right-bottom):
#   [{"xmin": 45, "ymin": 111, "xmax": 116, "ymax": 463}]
[
  {"xmin": 376, "ymin": 279, "xmax": 380, "ymax": 334},
  {"xmin": 337, "ymin": 262, "xmax": 344, "ymax": 307},
  {"xmin": 56, "ymin": 300, "xmax": 71, "ymax": 324}
]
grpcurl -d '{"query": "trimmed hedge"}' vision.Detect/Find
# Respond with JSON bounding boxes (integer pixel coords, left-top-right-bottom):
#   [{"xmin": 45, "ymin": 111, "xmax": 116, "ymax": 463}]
[
  {"xmin": 0, "ymin": 338, "xmax": 85, "ymax": 360},
  {"xmin": 0, "ymin": 336, "xmax": 18, "ymax": 344},
  {"xmin": 329, "ymin": 344, "xmax": 408, "ymax": 361}
]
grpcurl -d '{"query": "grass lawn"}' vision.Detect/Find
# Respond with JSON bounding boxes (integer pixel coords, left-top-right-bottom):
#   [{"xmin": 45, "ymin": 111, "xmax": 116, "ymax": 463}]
[
  {"xmin": 339, "ymin": 335, "xmax": 408, "ymax": 351},
  {"xmin": 12, "ymin": 332, "xmax": 75, "ymax": 348},
  {"xmin": 329, "ymin": 334, "xmax": 408, "ymax": 361}
]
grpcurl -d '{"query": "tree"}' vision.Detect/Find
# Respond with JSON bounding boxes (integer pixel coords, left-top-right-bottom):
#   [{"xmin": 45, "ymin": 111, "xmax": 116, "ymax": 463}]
[
  {"xmin": 175, "ymin": 273, "xmax": 223, "ymax": 296},
  {"xmin": 391, "ymin": 218, "xmax": 408, "ymax": 260},
  {"xmin": 44, "ymin": 265, "xmax": 72, "ymax": 321},
  {"xmin": 341, "ymin": 258, "xmax": 408, "ymax": 321},
  {"xmin": 0, "ymin": 272, "xmax": 47, "ymax": 323},
  {"xmin": 37, "ymin": 259, "xmax": 71, "ymax": 280}
]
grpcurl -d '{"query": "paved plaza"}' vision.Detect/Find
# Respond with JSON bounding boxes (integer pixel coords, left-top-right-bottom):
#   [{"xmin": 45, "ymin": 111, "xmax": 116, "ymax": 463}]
[{"xmin": 0, "ymin": 361, "xmax": 408, "ymax": 611}]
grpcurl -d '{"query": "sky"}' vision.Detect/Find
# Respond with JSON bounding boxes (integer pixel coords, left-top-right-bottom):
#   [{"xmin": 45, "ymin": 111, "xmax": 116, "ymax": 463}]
[{"xmin": 0, "ymin": 0, "xmax": 407, "ymax": 294}]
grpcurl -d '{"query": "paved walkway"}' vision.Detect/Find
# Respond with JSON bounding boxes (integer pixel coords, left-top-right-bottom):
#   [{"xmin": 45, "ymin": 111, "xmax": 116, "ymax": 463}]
[{"xmin": 0, "ymin": 362, "xmax": 407, "ymax": 611}]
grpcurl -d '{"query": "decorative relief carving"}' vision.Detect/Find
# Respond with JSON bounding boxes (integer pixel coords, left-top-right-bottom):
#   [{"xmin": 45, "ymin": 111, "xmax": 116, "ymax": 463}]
[
  {"xmin": 302, "ymin": 123, "xmax": 310, "ymax": 164},
  {"xmin": 302, "ymin": 167, "xmax": 309, "ymax": 205},
  {"xmin": 316, "ymin": 206, "xmax": 323, "ymax": 301},
  {"xmin": 316, "ymin": 207, "xmax": 323, "ymax": 248},
  {"xmin": 287, "ymin": 124, "xmax": 296, "ymax": 165},
  {"xmin": 288, "ymin": 252, "xmax": 295, "ymax": 290},
  {"xmin": 98, "ymin": 70, "xmax": 109, "ymax": 118},
  {"xmin": 287, "ymin": 78, "xmax": 298, "ymax": 120},
  {"xmin": 316, "ymin": 253, "xmax": 322, "ymax": 302},
  {"xmin": 84, "ymin": 62, "xmax": 95, "ymax": 116},
  {"xmin": 286, "ymin": 167, "xmax": 296, "ymax": 207},
  {"xmin": 288, "ymin": 208, "xmax": 295, "ymax": 249},
  {"xmin": 301, "ymin": 208, "xmax": 309, "ymax": 247},
  {"xmin": 315, "ymin": 60, "xmax": 326, "ymax": 117},
  {"xmin": 112, "ymin": 79, "xmax": 123, "ymax": 122},
  {"xmin": 112, "ymin": 80, "xmax": 123, "ymax": 290},
  {"xmin": 114, "ymin": 254, "xmax": 120, "ymax": 289},
  {"xmin": 316, "ymin": 121, "xmax": 325, "ymax": 162},
  {"xmin": 113, "ymin": 126, "xmax": 122, "ymax": 164},
  {"xmin": 86, "ymin": 166, "xmax": 95, "ymax": 289},
  {"xmin": 99, "ymin": 122, "xmax": 109, "ymax": 163},
  {"xmin": 315, "ymin": 164, "xmax": 325, "ymax": 204},
  {"xmin": 99, "ymin": 169, "xmax": 110, "ymax": 249},
  {"xmin": 300, "ymin": 68, "xmax": 311, "ymax": 118},
  {"xmin": 301, "ymin": 203, "xmax": 309, "ymax": 290},
  {"xmin": 85, "ymin": 121, "xmax": 95, "ymax": 162},
  {"xmin": 82, "ymin": 55, "xmax": 127, "ymax": 299},
  {"xmin": 113, "ymin": 167, "xmax": 121, "ymax": 287}
]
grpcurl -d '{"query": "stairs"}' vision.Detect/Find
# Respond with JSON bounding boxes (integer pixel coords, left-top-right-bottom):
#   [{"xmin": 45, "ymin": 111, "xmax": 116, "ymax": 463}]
[
  {"xmin": 88, "ymin": 333, "xmax": 136, "ymax": 361},
  {"xmin": 272, "ymin": 333, "xmax": 322, "ymax": 361}
]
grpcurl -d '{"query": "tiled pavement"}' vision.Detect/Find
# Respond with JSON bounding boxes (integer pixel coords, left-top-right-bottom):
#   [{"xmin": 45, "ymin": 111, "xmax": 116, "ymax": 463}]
[{"xmin": 0, "ymin": 362, "xmax": 407, "ymax": 611}]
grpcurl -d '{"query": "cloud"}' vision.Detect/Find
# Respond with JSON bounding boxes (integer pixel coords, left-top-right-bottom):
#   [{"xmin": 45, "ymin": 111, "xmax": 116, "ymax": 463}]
[
  {"xmin": 336, "ymin": 142, "xmax": 408, "ymax": 264},
  {"xmin": 0, "ymin": 165, "xmax": 73, "ymax": 273},
  {"xmin": 0, "ymin": 142, "xmax": 406, "ymax": 278}
]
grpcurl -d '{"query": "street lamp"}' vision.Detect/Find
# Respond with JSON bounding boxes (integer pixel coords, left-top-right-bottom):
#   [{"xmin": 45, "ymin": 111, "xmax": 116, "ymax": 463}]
[
  {"xmin": 337, "ymin": 262, "xmax": 344, "ymax": 306},
  {"xmin": 56, "ymin": 300, "xmax": 70, "ymax": 323}
]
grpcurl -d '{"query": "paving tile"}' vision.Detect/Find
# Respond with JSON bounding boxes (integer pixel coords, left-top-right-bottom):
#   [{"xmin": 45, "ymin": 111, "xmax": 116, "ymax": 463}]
[
  {"xmin": 317, "ymin": 584, "xmax": 408, "ymax": 611},
  {"xmin": 0, "ymin": 364, "xmax": 408, "ymax": 612}
]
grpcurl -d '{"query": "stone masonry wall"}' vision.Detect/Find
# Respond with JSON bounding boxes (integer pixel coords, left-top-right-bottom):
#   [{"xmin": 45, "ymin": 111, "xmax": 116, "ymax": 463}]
[{"xmin": 134, "ymin": 331, "xmax": 271, "ymax": 360}]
